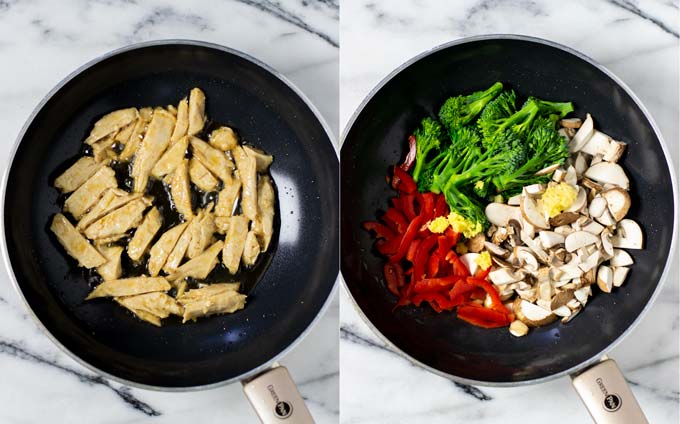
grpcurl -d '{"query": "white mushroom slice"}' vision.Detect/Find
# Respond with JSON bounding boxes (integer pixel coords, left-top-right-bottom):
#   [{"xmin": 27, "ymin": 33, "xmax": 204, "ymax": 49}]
[
  {"xmin": 483, "ymin": 241, "xmax": 508, "ymax": 257},
  {"xmin": 603, "ymin": 140, "xmax": 627, "ymax": 163},
  {"xmin": 595, "ymin": 208, "xmax": 617, "ymax": 227},
  {"xmin": 552, "ymin": 305, "xmax": 572, "ymax": 318},
  {"xmin": 187, "ymin": 209, "xmax": 216, "ymax": 259},
  {"xmin": 560, "ymin": 117, "xmax": 582, "ymax": 129},
  {"xmin": 488, "ymin": 268, "xmax": 524, "ymax": 285},
  {"xmin": 601, "ymin": 188, "xmax": 631, "ymax": 221},
  {"xmin": 170, "ymin": 97, "xmax": 189, "ymax": 143},
  {"xmin": 590, "ymin": 154, "xmax": 604, "ymax": 166},
  {"xmin": 574, "ymin": 286, "xmax": 591, "ymax": 306},
  {"xmin": 610, "ymin": 249, "xmax": 634, "ymax": 267},
  {"xmin": 520, "ymin": 215, "xmax": 536, "ymax": 238},
  {"xmin": 565, "ymin": 231, "xmax": 599, "ymax": 252},
  {"xmin": 209, "ymin": 126, "xmax": 239, "ymax": 152},
  {"xmin": 187, "ymin": 87, "xmax": 206, "ymax": 136},
  {"xmin": 167, "ymin": 240, "xmax": 224, "ymax": 281},
  {"xmin": 189, "ymin": 157, "xmax": 220, "ymax": 192},
  {"xmin": 552, "ymin": 168, "xmax": 566, "ymax": 182},
  {"xmin": 524, "ymin": 184, "xmax": 545, "ymax": 198},
  {"xmin": 215, "ymin": 177, "xmax": 242, "ymax": 217},
  {"xmin": 536, "ymin": 298, "xmax": 552, "ymax": 311},
  {"xmin": 84, "ymin": 197, "xmax": 151, "ymax": 241},
  {"xmin": 169, "ymin": 159, "xmax": 194, "ymax": 219},
  {"xmin": 131, "ymin": 109, "xmax": 176, "ymax": 192},
  {"xmin": 520, "ymin": 195, "xmax": 549, "ymax": 229},
  {"xmin": 581, "ymin": 220, "xmax": 604, "ymax": 235},
  {"xmin": 597, "ymin": 265, "xmax": 614, "ymax": 293},
  {"xmin": 538, "ymin": 281, "xmax": 553, "ymax": 301},
  {"xmin": 178, "ymin": 285, "xmax": 246, "ymax": 323},
  {"xmin": 190, "ymin": 137, "xmax": 235, "ymax": 184},
  {"xmin": 534, "ymin": 163, "xmax": 560, "ymax": 176},
  {"xmin": 538, "ymin": 231, "xmax": 565, "ymax": 249},
  {"xmin": 569, "ymin": 113, "xmax": 594, "ymax": 152},
  {"xmin": 64, "ymin": 166, "xmax": 117, "ymax": 219},
  {"xmin": 459, "ymin": 253, "xmax": 480, "ymax": 276},
  {"xmin": 484, "ymin": 203, "xmax": 521, "ymax": 227},
  {"xmin": 553, "ymin": 225, "xmax": 574, "ymax": 236},
  {"xmin": 507, "ymin": 194, "xmax": 521, "ymax": 206},
  {"xmin": 50, "ymin": 214, "xmax": 106, "ymax": 268},
  {"xmin": 509, "ymin": 320, "xmax": 529, "ymax": 337},
  {"xmin": 589, "ymin": 196, "xmax": 607, "ymax": 219},
  {"xmin": 96, "ymin": 245, "xmax": 123, "ymax": 281},
  {"xmin": 516, "ymin": 288, "xmax": 537, "ymax": 302},
  {"xmin": 242, "ymin": 230, "xmax": 261, "ymax": 267},
  {"xmin": 148, "ymin": 223, "xmax": 189, "ymax": 276},
  {"xmin": 601, "ymin": 231, "xmax": 614, "ymax": 257},
  {"xmin": 565, "ymin": 186, "xmax": 587, "ymax": 213},
  {"xmin": 583, "ymin": 162, "xmax": 629, "ymax": 190},
  {"xmin": 127, "ymin": 207, "xmax": 162, "ymax": 262},
  {"xmin": 513, "ymin": 298, "xmax": 556, "ymax": 327},
  {"xmin": 243, "ymin": 145, "xmax": 274, "ymax": 173},
  {"xmin": 561, "ymin": 307, "xmax": 581, "ymax": 323},
  {"xmin": 578, "ymin": 251, "xmax": 600, "ymax": 273},
  {"xmin": 611, "ymin": 219, "xmax": 643, "ymax": 249},
  {"xmin": 54, "ymin": 157, "xmax": 101, "ymax": 193},
  {"xmin": 555, "ymin": 264, "xmax": 583, "ymax": 281},
  {"xmin": 519, "ymin": 232, "xmax": 550, "ymax": 263},
  {"xmin": 84, "ymin": 108, "xmax": 139, "ymax": 145},
  {"xmin": 222, "ymin": 216, "xmax": 250, "ymax": 274},
  {"xmin": 573, "ymin": 153, "xmax": 588, "ymax": 176},
  {"xmin": 86, "ymin": 277, "xmax": 171, "ymax": 300},
  {"xmin": 232, "ymin": 146, "xmax": 258, "ymax": 221},
  {"xmin": 76, "ymin": 188, "xmax": 143, "ymax": 231},
  {"xmin": 564, "ymin": 166, "xmax": 578, "ymax": 186},
  {"xmin": 151, "ymin": 135, "xmax": 189, "ymax": 178},
  {"xmin": 580, "ymin": 130, "xmax": 611, "ymax": 156},
  {"xmin": 612, "ymin": 267, "xmax": 630, "ymax": 287},
  {"xmin": 515, "ymin": 247, "xmax": 539, "ymax": 272}
]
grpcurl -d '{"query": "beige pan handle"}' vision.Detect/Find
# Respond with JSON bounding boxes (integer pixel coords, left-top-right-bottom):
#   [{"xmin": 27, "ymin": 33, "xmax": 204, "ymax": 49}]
[
  {"xmin": 571, "ymin": 358, "xmax": 648, "ymax": 424},
  {"xmin": 242, "ymin": 364, "xmax": 315, "ymax": 424}
]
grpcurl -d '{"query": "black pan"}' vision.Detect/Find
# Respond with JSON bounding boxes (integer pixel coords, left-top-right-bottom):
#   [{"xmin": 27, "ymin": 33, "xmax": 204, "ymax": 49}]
[
  {"xmin": 341, "ymin": 35, "xmax": 676, "ymax": 394},
  {"xmin": 2, "ymin": 40, "xmax": 339, "ymax": 391}
]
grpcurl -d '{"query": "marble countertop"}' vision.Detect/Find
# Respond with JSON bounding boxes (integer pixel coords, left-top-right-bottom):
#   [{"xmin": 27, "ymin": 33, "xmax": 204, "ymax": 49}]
[
  {"xmin": 340, "ymin": 0, "xmax": 679, "ymax": 423},
  {"xmin": 0, "ymin": 1, "xmax": 338, "ymax": 423}
]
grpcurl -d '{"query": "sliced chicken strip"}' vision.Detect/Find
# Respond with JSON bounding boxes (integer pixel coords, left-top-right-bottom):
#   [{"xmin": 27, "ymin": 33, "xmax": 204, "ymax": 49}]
[
  {"xmin": 167, "ymin": 240, "xmax": 224, "ymax": 282},
  {"xmin": 96, "ymin": 245, "xmax": 123, "ymax": 281},
  {"xmin": 254, "ymin": 175, "xmax": 275, "ymax": 251},
  {"xmin": 214, "ymin": 216, "xmax": 229, "ymax": 234},
  {"xmin": 190, "ymin": 136, "xmax": 235, "ymax": 184},
  {"xmin": 84, "ymin": 107, "xmax": 138, "ymax": 145},
  {"xmin": 96, "ymin": 233, "xmax": 128, "ymax": 244},
  {"xmin": 76, "ymin": 188, "xmax": 143, "ymax": 231},
  {"xmin": 148, "ymin": 223, "xmax": 188, "ymax": 277},
  {"xmin": 91, "ymin": 133, "xmax": 118, "ymax": 163},
  {"xmin": 127, "ymin": 207, "xmax": 162, "ymax": 261},
  {"xmin": 84, "ymin": 197, "xmax": 151, "ymax": 240},
  {"xmin": 232, "ymin": 146, "xmax": 257, "ymax": 221},
  {"xmin": 222, "ymin": 215, "xmax": 249, "ymax": 274},
  {"xmin": 171, "ymin": 98, "xmax": 189, "ymax": 143},
  {"xmin": 243, "ymin": 145, "xmax": 273, "ymax": 173},
  {"xmin": 209, "ymin": 126, "xmax": 239, "ymax": 151},
  {"xmin": 54, "ymin": 157, "xmax": 101, "ymax": 193},
  {"xmin": 163, "ymin": 216, "xmax": 194, "ymax": 274},
  {"xmin": 50, "ymin": 214, "xmax": 106, "ymax": 268},
  {"xmin": 131, "ymin": 109, "xmax": 176, "ymax": 192},
  {"xmin": 187, "ymin": 87, "xmax": 206, "ymax": 136},
  {"xmin": 187, "ymin": 209, "xmax": 216, "ymax": 258},
  {"xmin": 114, "ymin": 121, "xmax": 135, "ymax": 143},
  {"xmin": 242, "ymin": 230, "xmax": 261, "ymax": 267},
  {"xmin": 119, "ymin": 107, "xmax": 153, "ymax": 162},
  {"xmin": 151, "ymin": 135, "xmax": 189, "ymax": 178},
  {"xmin": 169, "ymin": 159, "xmax": 194, "ymax": 219},
  {"xmin": 178, "ymin": 283, "xmax": 240, "ymax": 301},
  {"xmin": 122, "ymin": 307, "xmax": 162, "ymax": 326},
  {"xmin": 177, "ymin": 284, "xmax": 246, "ymax": 323},
  {"xmin": 215, "ymin": 176, "xmax": 241, "ymax": 217},
  {"xmin": 64, "ymin": 166, "xmax": 117, "ymax": 219},
  {"xmin": 116, "ymin": 292, "xmax": 183, "ymax": 319},
  {"xmin": 86, "ymin": 276, "xmax": 170, "ymax": 299},
  {"xmin": 189, "ymin": 158, "xmax": 220, "ymax": 192}
]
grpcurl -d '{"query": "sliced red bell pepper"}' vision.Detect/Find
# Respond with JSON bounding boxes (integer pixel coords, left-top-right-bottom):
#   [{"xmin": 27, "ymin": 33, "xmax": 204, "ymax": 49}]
[
  {"xmin": 390, "ymin": 215, "xmax": 423, "ymax": 263},
  {"xmin": 426, "ymin": 253, "xmax": 440, "ymax": 277},
  {"xmin": 382, "ymin": 208, "xmax": 408, "ymax": 234},
  {"xmin": 457, "ymin": 303, "xmax": 511, "ymax": 328},
  {"xmin": 448, "ymin": 278, "xmax": 476, "ymax": 302},
  {"xmin": 398, "ymin": 194, "xmax": 417, "ymax": 220},
  {"xmin": 467, "ymin": 277, "xmax": 507, "ymax": 315},
  {"xmin": 375, "ymin": 236, "xmax": 400, "ymax": 256},
  {"xmin": 445, "ymin": 227, "xmax": 461, "ymax": 246},
  {"xmin": 445, "ymin": 251, "xmax": 471, "ymax": 277},
  {"xmin": 434, "ymin": 194, "xmax": 449, "ymax": 217},
  {"xmin": 413, "ymin": 276, "xmax": 459, "ymax": 293},
  {"xmin": 362, "ymin": 221, "xmax": 396, "ymax": 239},
  {"xmin": 391, "ymin": 166, "xmax": 417, "ymax": 194},
  {"xmin": 405, "ymin": 238, "xmax": 421, "ymax": 262},
  {"xmin": 412, "ymin": 292, "xmax": 455, "ymax": 313},
  {"xmin": 399, "ymin": 135, "xmax": 417, "ymax": 172},
  {"xmin": 411, "ymin": 234, "xmax": 438, "ymax": 281},
  {"xmin": 383, "ymin": 262, "xmax": 406, "ymax": 296},
  {"xmin": 416, "ymin": 192, "xmax": 436, "ymax": 223}
]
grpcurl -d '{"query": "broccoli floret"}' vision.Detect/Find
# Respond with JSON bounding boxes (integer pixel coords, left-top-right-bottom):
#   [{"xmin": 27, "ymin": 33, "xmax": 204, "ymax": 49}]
[
  {"xmin": 411, "ymin": 117, "xmax": 443, "ymax": 183},
  {"xmin": 478, "ymin": 90, "xmax": 517, "ymax": 144},
  {"xmin": 438, "ymin": 82, "xmax": 503, "ymax": 133}
]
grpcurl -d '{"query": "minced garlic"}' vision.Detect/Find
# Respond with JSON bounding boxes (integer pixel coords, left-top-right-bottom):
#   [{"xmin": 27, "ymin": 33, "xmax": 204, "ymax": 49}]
[
  {"xmin": 448, "ymin": 212, "xmax": 482, "ymax": 238},
  {"xmin": 475, "ymin": 251, "xmax": 492, "ymax": 271},
  {"xmin": 538, "ymin": 182, "xmax": 577, "ymax": 218},
  {"xmin": 427, "ymin": 216, "xmax": 449, "ymax": 233}
]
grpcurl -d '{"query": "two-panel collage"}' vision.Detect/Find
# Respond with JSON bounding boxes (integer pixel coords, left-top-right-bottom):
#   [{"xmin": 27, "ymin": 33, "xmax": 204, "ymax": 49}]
[{"xmin": 0, "ymin": 1, "xmax": 678, "ymax": 423}]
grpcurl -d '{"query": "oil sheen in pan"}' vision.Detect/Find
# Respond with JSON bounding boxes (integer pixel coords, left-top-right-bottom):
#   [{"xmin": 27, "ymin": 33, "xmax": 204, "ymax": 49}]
[{"xmin": 50, "ymin": 119, "xmax": 281, "ymax": 322}]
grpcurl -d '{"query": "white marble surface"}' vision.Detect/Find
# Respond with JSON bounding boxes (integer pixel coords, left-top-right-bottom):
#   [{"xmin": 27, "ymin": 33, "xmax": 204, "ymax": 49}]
[
  {"xmin": 340, "ymin": 0, "xmax": 679, "ymax": 423},
  {"xmin": 0, "ymin": 1, "xmax": 338, "ymax": 423}
]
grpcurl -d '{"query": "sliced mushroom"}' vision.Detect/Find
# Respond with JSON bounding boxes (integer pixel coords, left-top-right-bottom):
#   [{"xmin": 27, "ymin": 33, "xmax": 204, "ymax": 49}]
[
  {"xmin": 466, "ymin": 233, "xmax": 486, "ymax": 253},
  {"xmin": 569, "ymin": 113, "xmax": 594, "ymax": 152},
  {"xmin": 581, "ymin": 219, "xmax": 605, "ymax": 235},
  {"xmin": 580, "ymin": 130, "xmax": 611, "ymax": 156},
  {"xmin": 520, "ymin": 195, "xmax": 549, "ymax": 229},
  {"xmin": 549, "ymin": 211, "xmax": 580, "ymax": 227},
  {"xmin": 560, "ymin": 118, "xmax": 582, "ymax": 129},
  {"xmin": 578, "ymin": 251, "xmax": 601, "ymax": 273},
  {"xmin": 601, "ymin": 188, "xmax": 631, "ymax": 222},
  {"xmin": 601, "ymin": 231, "xmax": 614, "ymax": 257},
  {"xmin": 459, "ymin": 253, "xmax": 480, "ymax": 276},
  {"xmin": 509, "ymin": 320, "xmax": 529, "ymax": 337},
  {"xmin": 588, "ymin": 196, "xmax": 607, "ymax": 218},
  {"xmin": 554, "ymin": 264, "xmax": 583, "ymax": 281},
  {"xmin": 603, "ymin": 140, "xmax": 626, "ymax": 163},
  {"xmin": 595, "ymin": 209, "xmax": 617, "ymax": 227},
  {"xmin": 488, "ymin": 268, "xmax": 525, "ymax": 285},
  {"xmin": 564, "ymin": 166, "xmax": 578, "ymax": 186},
  {"xmin": 610, "ymin": 219, "xmax": 643, "ymax": 249},
  {"xmin": 515, "ymin": 247, "xmax": 539, "ymax": 272},
  {"xmin": 491, "ymin": 227, "xmax": 509, "ymax": 244},
  {"xmin": 561, "ymin": 307, "xmax": 581, "ymax": 323},
  {"xmin": 581, "ymin": 268, "xmax": 596, "ymax": 286},
  {"xmin": 538, "ymin": 231, "xmax": 564, "ymax": 249},
  {"xmin": 584, "ymin": 162, "xmax": 629, "ymax": 190},
  {"xmin": 573, "ymin": 153, "xmax": 588, "ymax": 176},
  {"xmin": 507, "ymin": 194, "xmax": 521, "ymax": 206},
  {"xmin": 524, "ymin": 184, "xmax": 546, "ymax": 198},
  {"xmin": 484, "ymin": 241, "xmax": 508, "ymax": 257},
  {"xmin": 612, "ymin": 267, "xmax": 630, "ymax": 287},
  {"xmin": 538, "ymin": 281, "xmax": 553, "ymax": 301},
  {"xmin": 513, "ymin": 298, "xmax": 556, "ymax": 327},
  {"xmin": 552, "ymin": 168, "xmax": 566, "ymax": 182},
  {"xmin": 553, "ymin": 224, "xmax": 574, "ymax": 236},
  {"xmin": 565, "ymin": 186, "xmax": 586, "ymax": 213},
  {"xmin": 597, "ymin": 265, "xmax": 614, "ymax": 293},
  {"xmin": 485, "ymin": 203, "xmax": 521, "ymax": 227},
  {"xmin": 591, "ymin": 154, "xmax": 604, "ymax": 166},
  {"xmin": 534, "ymin": 163, "xmax": 560, "ymax": 176},
  {"xmin": 574, "ymin": 286, "xmax": 591, "ymax": 305},
  {"xmin": 610, "ymin": 249, "xmax": 634, "ymax": 267},
  {"xmin": 564, "ymin": 231, "xmax": 598, "ymax": 252},
  {"xmin": 552, "ymin": 305, "xmax": 572, "ymax": 318}
]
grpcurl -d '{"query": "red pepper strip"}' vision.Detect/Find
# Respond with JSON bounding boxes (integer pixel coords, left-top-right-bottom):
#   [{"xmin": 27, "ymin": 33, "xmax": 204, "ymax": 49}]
[
  {"xmin": 382, "ymin": 208, "xmax": 409, "ymax": 234},
  {"xmin": 400, "ymin": 135, "xmax": 417, "ymax": 172},
  {"xmin": 474, "ymin": 266, "xmax": 492, "ymax": 279},
  {"xmin": 383, "ymin": 262, "xmax": 405, "ymax": 296},
  {"xmin": 411, "ymin": 234, "xmax": 439, "ymax": 281},
  {"xmin": 457, "ymin": 303, "xmax": 511, "ymax": 328},
  {"xmin": 426, "ymin": 253, "xmax": 440, "ymax": 278},
  {"xmin": 448, "ymin": 278, "xmax": 476, "ymax": 302},
  {"xmin": 362, "ymin": 221, "xmax": 396, "ymax": 239},
  {"xmin": 405, "ymin": 238, "xmax": 421, "ymax": 262},
  {"xmin": 413, "ymin": 276, "xmax": 459, "ymax": 293},
  {"xmin": 375, "ymin": 236, "xmax": 400, "ymax": 256},
  {"xmin": 445, "ymin": 251, "xmax": 471, "ymax": 277},
  {"xmin": 445, "ymin": 227, "xmax": 461, "ymax": 246},
  {"xmin": 390, "ymin": 215, "xmax": 423, "ymax": 263},
  {"xmin": 399, "ymin": 194, "xmax": 417, "ymax": 220},
  {"xmin": 434, "ymin": 194, "xmax": 449, "ymax": 217},
  {"xmin": 391, "ymin": 166, "xmax": 417, "ymax": 194},
  {"xmin": 467, "ymin": 277, "xmax": 507, "ymax": 315},
  {"xmin": 417, "ymin": 192, "xmax": 436, "ymax": 222},
  {"xmin": 412, "ymin": 292, "xmax": 455, "ymax": 313},
  {"xmin": 469, "ymin": 288, "xmax": 487, "ymax": 300}
]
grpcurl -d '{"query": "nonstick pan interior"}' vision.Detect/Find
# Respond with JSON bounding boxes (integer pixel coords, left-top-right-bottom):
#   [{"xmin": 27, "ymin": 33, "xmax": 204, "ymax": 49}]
[
  {"xmin": 340, "ymin": 36, "xmax": 675, "ymax": 384},
  {"xmin": 3, "ymin": 41, "xmax": 339, "ymax": 389}
]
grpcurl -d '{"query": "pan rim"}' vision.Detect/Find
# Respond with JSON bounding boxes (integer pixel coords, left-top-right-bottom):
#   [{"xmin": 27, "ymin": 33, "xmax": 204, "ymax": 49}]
[
  {"xmin": 0, "ymin": 38, "xmax": 339, "ymax": 392},
  {"xmin": 339, "ymin": 33, "xmax": 678, "ymax": 387}
]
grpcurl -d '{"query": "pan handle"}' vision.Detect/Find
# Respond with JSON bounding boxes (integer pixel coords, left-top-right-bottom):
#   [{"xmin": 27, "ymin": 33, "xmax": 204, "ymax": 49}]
[
  {"xmin": 571, "ymin": 357, "xmax": 648, "ymax": 424},
  {"xmin": 242, "ymin": 364, "xmax": 315, "ymax": 424}
]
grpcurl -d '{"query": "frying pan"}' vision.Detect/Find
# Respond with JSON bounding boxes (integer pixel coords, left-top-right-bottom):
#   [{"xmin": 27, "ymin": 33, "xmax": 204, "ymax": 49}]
[
  {"xmin": 340, "ymin": 35, "xmax": 676, "ymax": 423},
  {"xmin": 1, "ymin": 40, "xmax": 338, "ymax": 423}
]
